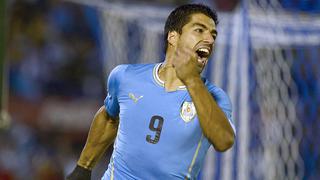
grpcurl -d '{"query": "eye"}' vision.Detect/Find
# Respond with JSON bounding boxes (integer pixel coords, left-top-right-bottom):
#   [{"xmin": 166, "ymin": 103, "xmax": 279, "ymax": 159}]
[{"xmin": 195, "ymin": 28, "xmax": 204, "ymax": 33}]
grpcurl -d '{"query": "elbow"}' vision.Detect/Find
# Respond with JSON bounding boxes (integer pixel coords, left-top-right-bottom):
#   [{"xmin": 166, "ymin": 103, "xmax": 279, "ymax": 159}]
[{"xmin": 214, "ymin": 133, "xmax": 235, "ymax": 152}]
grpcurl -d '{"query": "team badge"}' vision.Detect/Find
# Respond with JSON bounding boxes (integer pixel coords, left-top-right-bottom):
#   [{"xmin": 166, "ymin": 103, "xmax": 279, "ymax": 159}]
[{"xmin": 180, "ymin": 101, "xmax": 197, "ymax": 123}]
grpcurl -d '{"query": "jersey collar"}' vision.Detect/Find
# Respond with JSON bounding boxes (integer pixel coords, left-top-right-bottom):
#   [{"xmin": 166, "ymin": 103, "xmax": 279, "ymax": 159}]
[{"xmin": 153, "ymin": 63, "xmax": 187, "ymax": 90}]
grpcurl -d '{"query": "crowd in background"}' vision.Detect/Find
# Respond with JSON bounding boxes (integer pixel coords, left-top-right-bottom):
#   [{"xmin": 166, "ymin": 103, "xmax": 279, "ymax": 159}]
[{"xmin": 1, "ymin": 0, "xmax": 105, "ymax": 179}]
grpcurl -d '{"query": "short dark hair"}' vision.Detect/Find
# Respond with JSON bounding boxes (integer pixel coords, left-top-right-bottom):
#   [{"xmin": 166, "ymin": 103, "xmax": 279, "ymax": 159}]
[{"xmin": 164, "ymin": 4, "xmax": 219, "ymax": 52}]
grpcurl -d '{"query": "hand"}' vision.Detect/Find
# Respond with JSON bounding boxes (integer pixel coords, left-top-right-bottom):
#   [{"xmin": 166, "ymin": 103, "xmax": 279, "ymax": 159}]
[
  {"xmin": 172, "ymin": 45, "xmax": 201, "ymax": 84},
  {"xmin": 66, "ymin": 165, "xmax": 91, "ymax": 180}
]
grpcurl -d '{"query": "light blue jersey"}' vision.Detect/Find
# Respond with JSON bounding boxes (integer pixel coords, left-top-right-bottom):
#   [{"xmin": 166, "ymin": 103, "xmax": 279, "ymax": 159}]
[{"xmin": 102, "ymin": 63, "xmax": 235, "ymax": 180}]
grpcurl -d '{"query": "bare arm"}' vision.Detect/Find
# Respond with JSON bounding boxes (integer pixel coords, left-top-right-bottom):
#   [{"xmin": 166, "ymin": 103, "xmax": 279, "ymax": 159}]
[
  {"xmin": 172, "ymin": 47, "xmax": 234, "ymax": 152},
  {"xmin": 77, "ymin": 105, "xmax": 119, "ymax": 169},
  {"xmin": 184, "ymin": 77, "xmax": 234, "ymax": 152}
]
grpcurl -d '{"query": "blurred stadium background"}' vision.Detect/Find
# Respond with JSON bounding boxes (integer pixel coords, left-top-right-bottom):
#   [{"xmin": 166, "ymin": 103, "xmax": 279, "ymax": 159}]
[{"xmin": 0, "ymin": 0, "xmax": 319, "ymax": 179}]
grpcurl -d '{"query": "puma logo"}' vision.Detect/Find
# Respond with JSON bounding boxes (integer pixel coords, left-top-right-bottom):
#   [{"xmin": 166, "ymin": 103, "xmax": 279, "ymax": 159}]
[{"xmin": 128, "ymin": 93, "xmax": 143, "ymax": 103}]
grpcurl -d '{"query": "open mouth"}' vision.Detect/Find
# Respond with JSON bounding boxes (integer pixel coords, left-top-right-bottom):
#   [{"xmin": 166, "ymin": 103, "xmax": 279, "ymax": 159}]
[
  {"xmin": 195, "ymin": 47, "xmax": 211, "ymax": 71},
  {"xmin": 196, "ymin": 48, "xmax": 210, "ymax": 59}
]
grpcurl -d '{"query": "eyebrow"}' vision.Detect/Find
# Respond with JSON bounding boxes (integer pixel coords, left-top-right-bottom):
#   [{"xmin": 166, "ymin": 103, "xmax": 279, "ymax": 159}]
[{"xmin": 192, "ymin": 22, "xmax": 218, "ymax": 37}]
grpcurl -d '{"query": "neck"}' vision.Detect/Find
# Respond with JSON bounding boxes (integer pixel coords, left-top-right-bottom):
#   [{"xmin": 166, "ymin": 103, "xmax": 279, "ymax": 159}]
[{"xmin": 159, "ymin": 53, "xmax": 184, "ymax": 92}]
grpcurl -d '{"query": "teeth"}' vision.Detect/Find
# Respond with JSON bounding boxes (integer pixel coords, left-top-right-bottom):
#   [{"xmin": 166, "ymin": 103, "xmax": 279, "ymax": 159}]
[
  {"xmin": 198, "ymin": 48, "xmax": 209, "ymax": 54},
  {"xmin": 196, "ymin": 48, "xmax": 210, "ymax": 59}
]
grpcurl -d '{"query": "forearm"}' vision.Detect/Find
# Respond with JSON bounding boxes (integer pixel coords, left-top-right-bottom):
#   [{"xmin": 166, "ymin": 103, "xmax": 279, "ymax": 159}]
[
  {"xmin": 184, "ymin": 77, "xmax": 234, "ymax": 152},
  {"xmin": 77, "ymin": 106, "xmax": 119, "ymax": 170}
]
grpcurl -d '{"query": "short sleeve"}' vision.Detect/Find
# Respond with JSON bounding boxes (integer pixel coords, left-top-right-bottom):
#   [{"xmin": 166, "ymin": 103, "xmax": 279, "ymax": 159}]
[
  {"xmin": 205, "ymin": 80, "xmax": 236, "ymax": 135},
  {"xmin": 104, "ymin": 65, "xmax": 127, "ymax": 118}
]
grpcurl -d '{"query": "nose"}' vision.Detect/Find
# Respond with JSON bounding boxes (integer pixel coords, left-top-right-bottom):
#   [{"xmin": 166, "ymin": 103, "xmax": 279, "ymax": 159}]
[{"xmin": 203, "ymin": 32, "xmax": 214, "ymax": 45}]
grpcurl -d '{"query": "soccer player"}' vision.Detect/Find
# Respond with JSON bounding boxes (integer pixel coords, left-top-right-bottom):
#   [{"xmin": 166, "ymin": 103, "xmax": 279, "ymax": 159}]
[{"xmin": 67, "ymin": 4, "xmax": 236, "ymax": 180}]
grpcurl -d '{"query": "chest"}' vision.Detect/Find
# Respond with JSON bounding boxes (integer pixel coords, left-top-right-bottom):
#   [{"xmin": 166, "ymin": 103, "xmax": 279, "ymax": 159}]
[{"xmin": 117, "ymin": 81, "xmax": 203, "ymax": 146}]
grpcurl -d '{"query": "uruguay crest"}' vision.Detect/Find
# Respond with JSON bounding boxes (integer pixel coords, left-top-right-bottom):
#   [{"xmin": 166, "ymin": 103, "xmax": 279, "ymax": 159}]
[{"xmin": 180, "ymin": 101, "xmax": 197, "ymax": 123}]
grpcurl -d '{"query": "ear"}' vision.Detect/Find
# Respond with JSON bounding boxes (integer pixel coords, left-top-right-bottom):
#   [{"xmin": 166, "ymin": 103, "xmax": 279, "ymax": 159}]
[{"xmin": 167, "ymin": 31, "xmax": 179, "ymax": 47}]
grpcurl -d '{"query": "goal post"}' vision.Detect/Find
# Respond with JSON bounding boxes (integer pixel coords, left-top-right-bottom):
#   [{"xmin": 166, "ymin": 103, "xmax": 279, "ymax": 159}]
[{"xmin": 0, "ymin": 0, "xmax": 10, "ymax": 130}]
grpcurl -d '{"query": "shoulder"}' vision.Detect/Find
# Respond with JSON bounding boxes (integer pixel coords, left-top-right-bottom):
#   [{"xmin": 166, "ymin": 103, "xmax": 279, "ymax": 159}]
[
  {"xmin": 203, "ymin": 78, "xmax": 232, "ymax": 111},
  {"xmin": 107, "ymin": 64, "xmax": 129, "ymax": 86},
  {"xmin": 111, "ymin": 63, "xmax": 155, "ymax": 75},
  {"xmin": 203, "ymin": 78, "xmax": 227, "ymax": 96},
  {"xmin": 110, "ymin": 64, "xmax": 129, "ymax": 76},
  {"xmin": 124, "ymin": 63, "xmax": 156, "ymax": 73},
  {"xmin": 108, "ymin": 63, "xmax": 157, "ymax": 85}
]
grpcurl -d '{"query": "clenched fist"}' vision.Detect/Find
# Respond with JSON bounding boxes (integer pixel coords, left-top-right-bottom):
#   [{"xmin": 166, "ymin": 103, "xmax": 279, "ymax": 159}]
[{"xmin": 172, "ymin": 42, "xmax": 211, "ymax": 84}]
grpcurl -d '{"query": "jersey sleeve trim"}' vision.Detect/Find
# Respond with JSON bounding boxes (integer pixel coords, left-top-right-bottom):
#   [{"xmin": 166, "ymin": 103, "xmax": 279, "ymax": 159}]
[{"xmin": 227, "ymin": 118, "xmax": 236, "ymax": 135}]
